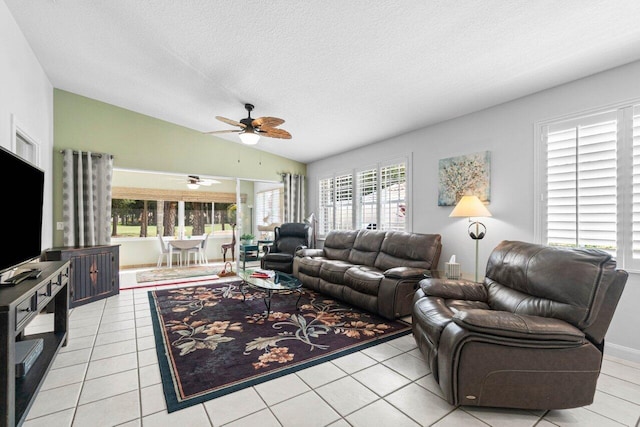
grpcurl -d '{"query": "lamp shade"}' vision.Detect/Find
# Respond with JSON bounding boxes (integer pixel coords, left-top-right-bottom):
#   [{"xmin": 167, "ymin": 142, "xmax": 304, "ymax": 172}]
[
  {"xmin": 449, "ymin": 195, "xmax": 492, "ymax": 218},
  {"xmin": 239, "ymin": 130, "xmax": 260, "ymax": 145}
]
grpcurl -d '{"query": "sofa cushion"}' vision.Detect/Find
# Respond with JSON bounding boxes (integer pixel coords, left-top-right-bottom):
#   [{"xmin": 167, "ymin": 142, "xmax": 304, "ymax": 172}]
[
  {"xmin": 344, "ymin": 266, "xmax": 384, "ymax": 296},
  {"xmin": 374, "ymin": 231, "xmax": 441, "ymax": 271},
  {"xmin": 323, "ymin": 230, "xmax": 358, "ymax": 260},
  {"xmin": 297, "ymin": 256, "xmax": 325, "ymax": 276},
  {"xmin": 319, "ymin": 260, "xmax": 354, "ymax": 284},
  {"xmin": 348, "ymin": 230, "xmax": 386, "ymax": 267}
]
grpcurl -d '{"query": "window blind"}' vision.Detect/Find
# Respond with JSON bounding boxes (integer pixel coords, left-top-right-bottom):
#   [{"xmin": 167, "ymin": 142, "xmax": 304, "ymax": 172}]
[
  {"xmin": 357, "ymin": 168, "xmax": 377, "ymax": 229},
  {"xmin": 334, "ymin": 173, "xmax": 353, "ymax": 230},
  {"xmin": 318, "ymin": 177, "xmax": 334, "ymax": 236},
  {"xmin": 632, "ymin": 107, "xmax": 640, "ymax": 259},
  {"xmin": 255, "ymin": 188, "xmax": 282, "ymax": 229},
  {"xmin": 545, "ymin": 112, "xmax": 617, "ymax": 255},
  {"xmin": 380, "ymin": 163, "xmax": 406, "ymax": 231}
]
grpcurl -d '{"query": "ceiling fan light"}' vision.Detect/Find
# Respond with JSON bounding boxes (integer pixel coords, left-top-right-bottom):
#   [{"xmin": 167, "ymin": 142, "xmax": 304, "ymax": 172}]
[
  {"xmin": 187, "ymin": 182, "xmax": 199, "ymax": 190},
  {"xmin": 239, "ymin": 130, "xmax": 260, "ymax": 145}
]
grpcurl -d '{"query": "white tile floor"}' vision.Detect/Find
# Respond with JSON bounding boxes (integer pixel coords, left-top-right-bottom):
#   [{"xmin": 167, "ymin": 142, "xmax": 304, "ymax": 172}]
[{"xmin": 19, "ymin": 266, "xmax": 640, "ymax": 427}]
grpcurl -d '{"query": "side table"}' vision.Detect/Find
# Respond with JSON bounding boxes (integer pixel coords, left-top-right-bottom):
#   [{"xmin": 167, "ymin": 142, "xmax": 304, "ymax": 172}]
[{"xmin": 239, "ymin": 244, "xmax": 259, "ymax": 270}]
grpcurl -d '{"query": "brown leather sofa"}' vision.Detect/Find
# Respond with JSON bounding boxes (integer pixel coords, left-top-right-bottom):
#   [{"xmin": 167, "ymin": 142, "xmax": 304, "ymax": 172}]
[
  {"xmin": 412, "ymin": 240, "xmax": 628, "ymax": 410},
  {"xmin": 294, "ymin": 229, "xmax": 442, "ymax": 319}
]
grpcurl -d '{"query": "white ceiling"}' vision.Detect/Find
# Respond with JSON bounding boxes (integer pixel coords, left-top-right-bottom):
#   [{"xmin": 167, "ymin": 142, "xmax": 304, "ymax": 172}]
[{"xmin": 6, "ymin": 1, "xmax": 640, "ymax": 163}]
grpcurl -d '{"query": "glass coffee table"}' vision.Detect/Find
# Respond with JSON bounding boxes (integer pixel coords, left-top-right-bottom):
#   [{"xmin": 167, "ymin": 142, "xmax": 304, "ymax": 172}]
[{"xmin": 239, "ymin": 270, "xmax": 303, "ymax": 317}]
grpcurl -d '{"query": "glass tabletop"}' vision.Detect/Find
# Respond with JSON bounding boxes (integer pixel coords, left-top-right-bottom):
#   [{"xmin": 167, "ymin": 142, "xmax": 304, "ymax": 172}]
[{"xmin": 240, "ymin": 269, "xmax": 302, "ymax": 292}]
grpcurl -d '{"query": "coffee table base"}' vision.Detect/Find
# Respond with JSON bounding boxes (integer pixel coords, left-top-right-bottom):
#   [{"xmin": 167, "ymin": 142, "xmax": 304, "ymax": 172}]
[{"xmin": 240, "ymin": 280, "xmax": 303, "ymax": 317}]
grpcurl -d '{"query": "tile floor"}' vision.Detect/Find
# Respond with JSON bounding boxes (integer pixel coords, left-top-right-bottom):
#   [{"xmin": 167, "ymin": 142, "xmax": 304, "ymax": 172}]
[{"xmin": 19, "ymin": 266, "xmax": 640, "ymax": 427}]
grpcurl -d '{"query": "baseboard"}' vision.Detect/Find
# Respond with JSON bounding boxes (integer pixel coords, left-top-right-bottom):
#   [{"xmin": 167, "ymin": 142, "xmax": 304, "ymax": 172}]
[{"xmin": 604, "ymin": 342, "xmax": 640, "ymax": 363}]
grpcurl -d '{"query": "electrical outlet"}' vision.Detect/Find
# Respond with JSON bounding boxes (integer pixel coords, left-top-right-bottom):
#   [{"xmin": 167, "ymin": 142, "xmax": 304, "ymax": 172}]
[{"xmin": 56, "ymin": 222, "xmax": 64, "ymax": 231}]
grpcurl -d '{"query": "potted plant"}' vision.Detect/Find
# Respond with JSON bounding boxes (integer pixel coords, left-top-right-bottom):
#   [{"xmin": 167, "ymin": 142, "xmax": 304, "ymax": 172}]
[{"xmin": 240, "ymin": 233, "xmax": 255, "ymax": 245}]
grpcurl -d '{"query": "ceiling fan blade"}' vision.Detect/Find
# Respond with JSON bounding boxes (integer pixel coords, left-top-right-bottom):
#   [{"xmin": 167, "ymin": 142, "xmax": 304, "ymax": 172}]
[
  {"xmin": 215, "ymin": 116, "xmax": 246, "ymax": 128},
  {"xmin": 204, "ymin": 129, "xmax": 242, "ymax": 134},
  {"xmin": 258, "ymin": 126, "xmax": 292, "ymax": 139},
  {"xmin": 252, "ymin": 116, "xmax": 285, "ymax": 128}
]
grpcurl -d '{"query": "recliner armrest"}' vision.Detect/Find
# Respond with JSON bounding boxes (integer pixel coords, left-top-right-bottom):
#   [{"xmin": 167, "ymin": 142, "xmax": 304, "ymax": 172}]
[
  {"xmin": 420, "ymin": 278, "xmax": 488, "ymax": 302},
  {"xmin": 452, "ymin": 309, "xmax": 585, "ymax": 342},
  {"xmin": 384, "ymin": 266, "xmax": 427, "ymax": 280},
  {"xmin": 296, "ymin": 248, "xmax": 324, "ymax": 258},
  {"xmin": 263, "ymin": 245, "xmax": 277, "ymax": 254}
]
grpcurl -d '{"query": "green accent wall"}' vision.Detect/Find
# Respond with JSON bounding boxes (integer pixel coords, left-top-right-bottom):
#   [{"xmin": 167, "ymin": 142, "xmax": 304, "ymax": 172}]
[{"xmin": 53, "ymin": 89, "xmax": 306, "ymax": 246}]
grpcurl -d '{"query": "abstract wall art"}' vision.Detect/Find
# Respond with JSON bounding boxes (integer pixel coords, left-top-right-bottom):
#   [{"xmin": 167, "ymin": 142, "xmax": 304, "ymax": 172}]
[{"xmin": 438, "ymin": 151, "xmax": 491, "ymax": 206}]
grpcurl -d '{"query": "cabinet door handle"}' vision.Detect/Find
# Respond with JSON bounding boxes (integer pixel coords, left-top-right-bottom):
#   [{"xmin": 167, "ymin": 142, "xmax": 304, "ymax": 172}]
[
  {"xmin": 20, "ymin": 307, "xmax": 32, "ymax": 312},
  {"xmin": 38, "ymin": 292, "xmax": 49, "ymax": 297}
]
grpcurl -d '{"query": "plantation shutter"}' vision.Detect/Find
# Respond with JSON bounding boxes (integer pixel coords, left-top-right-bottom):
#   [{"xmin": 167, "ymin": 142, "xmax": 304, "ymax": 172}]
[
  {"xmin": 379, "ymin": 162, "xmax": 407, "ymax": 231},
  {"xmin": 318, "ymin": 177, "xmax": 334, "ymax": 236},
  {"xmin": 357, "ymin": 168, "xmax": 377, "ymax": 229},
  {"xmin": 632, "ymin": 106, "xmax": 640, "ymax": 260},
  {"xmin": 255, "ymin": 188, "xmax": 282, "ymax": 228},
  {"xmin": 334, "ymin": 173, "xmax": 353, "ymax": 230},
  {"xmin": 544, "ymin": 111, "xmax": 617, "ymax": 255}
]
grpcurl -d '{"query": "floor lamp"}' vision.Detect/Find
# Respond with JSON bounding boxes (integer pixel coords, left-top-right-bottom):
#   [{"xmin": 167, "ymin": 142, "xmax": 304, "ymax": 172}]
[{"xmin": 449, "ymin": 195, "xmax": 492, "ymax": 282}]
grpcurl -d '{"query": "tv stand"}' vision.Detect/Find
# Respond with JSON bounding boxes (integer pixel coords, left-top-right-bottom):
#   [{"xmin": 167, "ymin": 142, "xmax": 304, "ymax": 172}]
[{"xmin": 0, "ymin": 261, "xmax": 69, "ymax": 427}]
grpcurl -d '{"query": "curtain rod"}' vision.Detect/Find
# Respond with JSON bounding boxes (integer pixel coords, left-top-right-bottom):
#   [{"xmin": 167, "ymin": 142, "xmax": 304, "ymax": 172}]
[{"xmin": 59, "ymin": 150, "xmax": 114, "ymax": 159}]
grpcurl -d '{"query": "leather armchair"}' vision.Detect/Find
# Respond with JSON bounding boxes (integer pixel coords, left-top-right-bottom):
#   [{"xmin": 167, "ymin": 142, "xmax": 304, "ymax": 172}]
[
  {"xmin": 260, "ymin": 223, "xmax": 311, "ymax": 273},
  {"xmin": 412, "ymin": 240, "xmax": 628, "ymax": 410}
]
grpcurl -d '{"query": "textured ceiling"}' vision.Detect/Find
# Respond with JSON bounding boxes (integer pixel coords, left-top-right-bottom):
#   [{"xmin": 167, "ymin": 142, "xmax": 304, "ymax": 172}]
[{"xmin": 6, "ymin": 0, "xmax": 640, "ymax": 163}]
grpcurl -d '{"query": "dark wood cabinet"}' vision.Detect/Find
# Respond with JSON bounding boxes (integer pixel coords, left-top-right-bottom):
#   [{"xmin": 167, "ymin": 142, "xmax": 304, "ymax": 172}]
[
  {"xmin": 0, "ymin": 261, "xmax": 70, "ymax": 427},
  {"xmin": 42, "ymin": 245, "xmax": 119, "ymax": 308}
]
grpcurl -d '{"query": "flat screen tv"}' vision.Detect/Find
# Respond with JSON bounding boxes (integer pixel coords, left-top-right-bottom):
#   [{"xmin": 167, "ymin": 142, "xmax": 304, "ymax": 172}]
[{"xmin": 0, "ymin": 145, "xmax": 44, "ymax": 277}]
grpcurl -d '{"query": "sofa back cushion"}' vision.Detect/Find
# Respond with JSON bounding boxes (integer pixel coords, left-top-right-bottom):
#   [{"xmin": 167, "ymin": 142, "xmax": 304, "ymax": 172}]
[
  {"xmin": 348, "ymin": 230, "xmax": 386, "ymax": 266},
  {"xmin": 374, "ymin": 231, "xmax": 442, "ymax": 271},
  {"xmin": 485, "ymin": 240, "xmax": 620, "ymax": 331},
  {"xmin": 323, "ymin": 230, "xmax": 358, "ymax": 260}
]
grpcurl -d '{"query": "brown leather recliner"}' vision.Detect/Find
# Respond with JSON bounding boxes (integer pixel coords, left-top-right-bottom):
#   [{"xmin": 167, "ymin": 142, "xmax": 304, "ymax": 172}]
[{"xmin": 412, "ymin": 240, "xmax": 628, "ymax": 410}]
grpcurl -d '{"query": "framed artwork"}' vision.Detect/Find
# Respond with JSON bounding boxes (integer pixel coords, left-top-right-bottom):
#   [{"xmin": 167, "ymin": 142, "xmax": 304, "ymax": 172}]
[{"xmin": 438, "ymin": 151, "xmax": 491, "ymax": 206}]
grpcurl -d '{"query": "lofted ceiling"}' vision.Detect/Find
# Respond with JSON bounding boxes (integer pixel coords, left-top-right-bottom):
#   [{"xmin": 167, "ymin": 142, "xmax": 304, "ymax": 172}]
[{"xmin": 6, "ymin": 1, "xmax": 640, "ymax": 164}]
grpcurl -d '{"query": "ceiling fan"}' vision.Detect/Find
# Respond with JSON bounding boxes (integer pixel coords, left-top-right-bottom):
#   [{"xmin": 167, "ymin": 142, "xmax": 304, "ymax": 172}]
[
  {"xmin": 187, "ymin": 175, "xmax": 219, "ymax": 189},
  {"xmin": 206, "ymin": 103, "xmax": 291, "ymax": 145}
]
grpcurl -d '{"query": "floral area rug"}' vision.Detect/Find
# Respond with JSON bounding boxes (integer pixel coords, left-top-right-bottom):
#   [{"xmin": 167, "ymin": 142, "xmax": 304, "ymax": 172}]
[
  {"xmin": 136, "ymin": 265, "xmax": 226, "ymax": 283},
  {"xmin": 148, "ymin": 280, "xmax": 411, "ymax": 412}
]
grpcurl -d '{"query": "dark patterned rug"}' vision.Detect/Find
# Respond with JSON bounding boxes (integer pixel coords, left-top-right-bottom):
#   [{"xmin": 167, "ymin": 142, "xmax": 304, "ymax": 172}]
[{"xmin": 148, "ymin": 280, "xmax": 411, "ymax": 412}]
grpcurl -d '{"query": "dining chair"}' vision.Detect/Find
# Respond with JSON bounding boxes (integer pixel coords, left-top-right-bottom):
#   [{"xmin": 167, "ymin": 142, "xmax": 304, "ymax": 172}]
[
  {"xmin": 157, "ymin": 234, "xmax": 181, "ymax": 267},
  {"xmin": 198, "ymin": 232, "xmax": 210, "ymax": 264},
  {"xmin": 186, "ymin": 233, "xmax": 209, "ymax": 265}
]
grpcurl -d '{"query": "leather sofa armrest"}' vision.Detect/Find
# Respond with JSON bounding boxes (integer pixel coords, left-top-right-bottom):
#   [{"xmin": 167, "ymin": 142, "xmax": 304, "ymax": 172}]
[
  {"xmin": 420, "ymin": 278, "xmax": 488, "ymax": 302},
  {"xmin": 383, "ymin": 266, "xmax": 427, "ymax": 280},
  {"xmin": 296, "ymin": 248, "xmax": 324, "ymax": 258},
  {"xmin": 452, "ymin": 309, "xmax": 585, "ymax": 342}
]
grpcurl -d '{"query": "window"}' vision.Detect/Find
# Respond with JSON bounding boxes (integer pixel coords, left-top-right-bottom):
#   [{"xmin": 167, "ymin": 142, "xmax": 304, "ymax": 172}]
[
  {"xmin": 111, "ymin": 187, "xmax": 240, "ymax": 239},
  {"xmin": 318, "ymin": 158, "xmax": 409, "ymax": 237},
  {"xmin": 537, "ymin": 105, "xmax": 638, "ymax": 271},
  {"xmin": 335, "ymin": 173, "xmax": 353, "ymax": 230},
  {"xmin": 255, "ymin": 188, "xmax": 283, "ymax": 238}
]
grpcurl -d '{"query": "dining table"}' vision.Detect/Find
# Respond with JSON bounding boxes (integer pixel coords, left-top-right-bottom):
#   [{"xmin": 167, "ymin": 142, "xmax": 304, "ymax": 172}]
[{"xmin": 168, "ymin": 237, "xmax": 204, "ymax": 267}]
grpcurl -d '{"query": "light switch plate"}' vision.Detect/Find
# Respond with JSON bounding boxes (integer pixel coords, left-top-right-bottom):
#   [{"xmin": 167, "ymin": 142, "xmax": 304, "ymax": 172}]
[{"xmin": 56, "ymin": 222, "xmax": 64, "ymax": 230}]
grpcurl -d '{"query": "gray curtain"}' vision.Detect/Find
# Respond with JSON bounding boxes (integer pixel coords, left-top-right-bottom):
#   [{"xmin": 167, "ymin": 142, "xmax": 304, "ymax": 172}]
[
  {"xmin": 282, "ymin": 173, "xmax": 305, "ymax": 223},
  {"xmin": 62, "ymin": 149, "xmax": 114, "ymax": 246}
]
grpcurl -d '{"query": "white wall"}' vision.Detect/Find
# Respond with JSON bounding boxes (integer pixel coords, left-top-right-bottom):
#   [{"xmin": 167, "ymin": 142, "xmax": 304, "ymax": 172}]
[
  {"xmin": 307, "ymin": 60, "xmax": 640, "ymax": 362},
  {"xmin": 0, "ymin": 1, "xmax": 54, "ymax": 250}
]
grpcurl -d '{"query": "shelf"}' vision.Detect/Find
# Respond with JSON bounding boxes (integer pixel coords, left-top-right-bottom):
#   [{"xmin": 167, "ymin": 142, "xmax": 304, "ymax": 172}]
[
  {"xmin": 0, "ymin": 261, "xmax": 69, "ymax": 427},
  {"xmin": 15, "ymin": 331, "xmax": 67, "ymax": 425}
]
